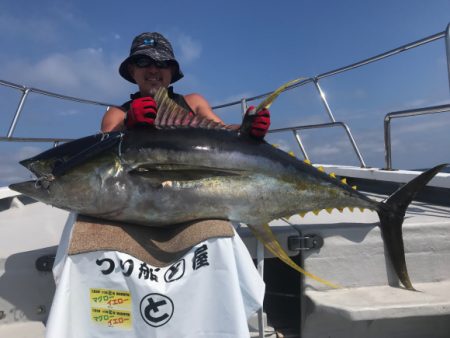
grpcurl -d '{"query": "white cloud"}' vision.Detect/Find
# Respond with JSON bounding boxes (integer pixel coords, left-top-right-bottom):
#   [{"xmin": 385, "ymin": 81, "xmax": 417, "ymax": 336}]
[
  {"xmin": 176, "ymin": 34, "xmax": 202, "ymax": 63},
  {"xmin": 0, "ymin": 48, "xmax": 130, "ymax": 102},
  {"xmin": 0, "ymin": 145, "xmax": 43, "ymax": 186},
  {"xmin": 0, "ymin": 12, "xmax": 61, "ymax": 44},
  {"xmin": 266, "ymin": 138, "xmax": 295, "ymax": 153},
  {"xmin": 14, "ymin": 146, "xmax": 43, "ymax": 161},
  {"xmin": 393, "ymin": 118, "xmax": 450, "ymax": 135},
  {"xmin": 310, "ymin": 144, "xmax": 342, "ymax": 156}
]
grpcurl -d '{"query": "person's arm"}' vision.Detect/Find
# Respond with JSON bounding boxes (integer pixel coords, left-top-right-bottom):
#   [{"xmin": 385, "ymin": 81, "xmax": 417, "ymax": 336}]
[
  {"xmin": 101, "ymin": 106, "xmax": 126, "ymax": 132},
  {"xmin": 184, "ymin": 93, "xmax": 223, "ymax": 123},
  {"xmin": 101, "ymin": 94, "xmax": 270, "ymax": 138}
]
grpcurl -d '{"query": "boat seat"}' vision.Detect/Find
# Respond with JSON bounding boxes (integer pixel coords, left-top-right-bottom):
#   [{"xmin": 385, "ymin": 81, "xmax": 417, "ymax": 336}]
[
  {"xmin": 305, "ymin": 280, "xmax": 450, "ymax": 321},
  {"xmin": 289, "ymin": 202, "xmax": 450, "ymax": 336}
]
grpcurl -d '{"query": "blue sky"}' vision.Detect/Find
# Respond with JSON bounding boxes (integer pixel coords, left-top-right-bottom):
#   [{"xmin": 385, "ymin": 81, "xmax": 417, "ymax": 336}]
[{"xmin": 1, "ymin": 0, "xmax": 450, "ymax": 185}]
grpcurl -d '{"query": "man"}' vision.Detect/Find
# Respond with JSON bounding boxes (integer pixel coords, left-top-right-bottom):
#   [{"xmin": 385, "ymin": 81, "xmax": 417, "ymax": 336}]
[
  {"xmin": 101, "ymin": 32, "xmax": 270, "ymax": 139},
  {"xmin": 46, "ymin": 32, "xmax": 270, "ymax": 338}
]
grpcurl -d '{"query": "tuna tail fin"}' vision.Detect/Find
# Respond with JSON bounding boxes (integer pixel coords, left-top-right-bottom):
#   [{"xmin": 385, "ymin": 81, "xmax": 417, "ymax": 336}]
[
  {"xmin": 247, "ymin": 223, "xmax": 340, "ymax": 289},
  {"xmin": 377, "ymin": 163, "xmax": 448, "ymax": 290}
]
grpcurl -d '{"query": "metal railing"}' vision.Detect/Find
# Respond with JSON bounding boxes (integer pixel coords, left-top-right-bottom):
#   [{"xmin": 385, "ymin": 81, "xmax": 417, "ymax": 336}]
[
  {"xmin": 384, "ymin": 103, "xmax": 450, "ymax": 170},
  {"xmin": 0, "ymin": 79, "xmax": 114, "ymax": 143},
  {"xmin": 212, "ymin": 27, "xmax": 449, "ymax": 110},
  {"xmin": 1, "ymin": 24, "xmax": 449, "ymax": 169},
  {"xmin": 212, "ymin": 24, "xmax": 450, "ymax": 168},
  {"xmin": 269, "ymin": 122, "xmax": 367, "ymax": 167}
]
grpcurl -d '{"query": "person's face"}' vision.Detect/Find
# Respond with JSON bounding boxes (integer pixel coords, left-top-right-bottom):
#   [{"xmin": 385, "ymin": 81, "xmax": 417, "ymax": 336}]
[{"xmin": 128, "ymin": 58, "xmax": 173, "ymax": 96}]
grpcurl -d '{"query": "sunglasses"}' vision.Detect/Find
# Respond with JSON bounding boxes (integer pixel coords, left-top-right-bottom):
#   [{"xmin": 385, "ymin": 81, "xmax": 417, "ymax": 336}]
[{"xmin": 132, "ymin": 57, "xmax": 171, "ymax": 69}]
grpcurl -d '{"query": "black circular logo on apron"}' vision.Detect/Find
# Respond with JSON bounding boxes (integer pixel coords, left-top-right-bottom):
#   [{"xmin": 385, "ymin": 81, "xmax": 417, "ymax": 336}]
[{"xmin": 140, "ymin": 293, "xmax": 174, "ymax": 327}]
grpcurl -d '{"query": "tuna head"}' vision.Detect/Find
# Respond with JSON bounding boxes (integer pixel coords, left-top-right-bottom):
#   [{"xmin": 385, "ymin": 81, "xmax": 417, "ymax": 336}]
[
  {"xmin": 9, "ymin": 133, "xmax": 131, "ymax": 217},
  {"xmin": 11, "ymin": 158, "xmax": 114, "ymax": 211}
]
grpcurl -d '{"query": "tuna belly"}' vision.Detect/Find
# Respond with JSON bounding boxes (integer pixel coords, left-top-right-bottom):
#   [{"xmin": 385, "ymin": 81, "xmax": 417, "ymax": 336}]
[
  {"xmin": 104, "ymin": 174, "xmax": 275, "ymax": 226},
  {"xmin": 130, "ymin": 174, "xmax": 308, "ymax": 226}
]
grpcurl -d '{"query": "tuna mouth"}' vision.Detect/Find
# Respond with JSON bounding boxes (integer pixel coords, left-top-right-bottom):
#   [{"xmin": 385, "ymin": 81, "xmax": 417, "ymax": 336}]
[{"xmin": 9, "ymin": 180, "xmax": 46, "ymax": 200}]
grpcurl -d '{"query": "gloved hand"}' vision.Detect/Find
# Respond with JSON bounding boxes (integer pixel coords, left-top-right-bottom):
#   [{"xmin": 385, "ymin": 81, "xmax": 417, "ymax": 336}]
[
  {"xmin": 124, "ymin": 96, "xmax": 157, "ymax": 129},
  {"xmin": 241, "ymin": 106, "xmax": 271, "ymax": 139}
]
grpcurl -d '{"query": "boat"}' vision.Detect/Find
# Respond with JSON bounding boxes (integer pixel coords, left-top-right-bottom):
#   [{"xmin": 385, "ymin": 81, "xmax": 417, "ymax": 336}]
[{"xmin": 1, "ymin": 23, "xmax": 449, "ymax": 338}]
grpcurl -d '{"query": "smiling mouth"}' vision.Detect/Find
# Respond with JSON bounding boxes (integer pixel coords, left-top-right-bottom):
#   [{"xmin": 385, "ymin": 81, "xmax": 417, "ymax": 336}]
[{"xmin": 145, "ymin": 77, "xmax": 162, "ymax": 83}]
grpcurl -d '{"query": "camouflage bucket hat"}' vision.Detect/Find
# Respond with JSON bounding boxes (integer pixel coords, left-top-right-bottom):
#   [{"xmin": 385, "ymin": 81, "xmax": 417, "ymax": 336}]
[{"xmin": 119, "ymin": 32, "xmax": 184, "ymax": 84}]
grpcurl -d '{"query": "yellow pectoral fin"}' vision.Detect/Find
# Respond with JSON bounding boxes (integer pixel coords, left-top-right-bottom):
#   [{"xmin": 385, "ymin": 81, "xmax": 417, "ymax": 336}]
[{"xmin": 247, "ymin": 223, "xmax": 340, "ymax": 289}]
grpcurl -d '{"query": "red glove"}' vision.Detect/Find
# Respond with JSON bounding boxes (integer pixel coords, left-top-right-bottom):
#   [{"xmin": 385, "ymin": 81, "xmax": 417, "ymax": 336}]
[
  {"xmin": 241, "ymin": 106, "xmax": 271, "ymax": 139},
  {"xmin": 125, "ymin": 96, "xmax": 157, "ymax": 129}
]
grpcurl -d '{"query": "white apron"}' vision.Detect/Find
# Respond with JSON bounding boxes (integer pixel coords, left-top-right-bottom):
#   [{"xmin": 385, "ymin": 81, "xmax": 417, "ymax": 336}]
[{"xmin": 46, "ymin": 215, "xmax": 265, "ymax": 338}]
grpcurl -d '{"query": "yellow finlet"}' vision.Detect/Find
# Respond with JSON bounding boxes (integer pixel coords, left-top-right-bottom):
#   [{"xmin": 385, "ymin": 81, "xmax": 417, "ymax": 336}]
[
  {"xmin": 326, "ymin": 208, "xmax": 333, "ymax": 214},
  {"xmin": 348, "ymin": 207, "xmax": 354, "ymax": 212},
  {"xmin": 359, "ymin": 207, "xmax": 365, "ymax": 212},
  {"xmin": 341, "ymin": 178, "xmax": 347, "ymax": 184},
  {"xmin": 352, "ymin": 185, "xmax": 358, "ymax": 190},
  {"xmin": 288, "ymin": 151, "xmax": 296, "ymax": 157},
  {"xmin": 312, "ymin": 210, "xmax": 320, "ymax": 215},
  {"xmin": 317, "ymin": 166, "xmax": 325, "ymax": 172},
  {"xmin": 272, "ymin": 144, "xmax": 280, "ymax": 148},
  {"xmin": 247, "ymin": 223, "xmax": 340, "ymax": 289},
  {"xmin": 298, "ymin": 212, "xmax": 307, "ymax": 218},
  {"xmin": 303, "ymin": 159, "xmax": 312, "ymax": 165},
  {"xmin": 329, "ymin": 172, "xmax": 336, "ymax": 178},
  {"xmin": 337, "ymin": 208, "xmax": 344, "ymax": 213}
]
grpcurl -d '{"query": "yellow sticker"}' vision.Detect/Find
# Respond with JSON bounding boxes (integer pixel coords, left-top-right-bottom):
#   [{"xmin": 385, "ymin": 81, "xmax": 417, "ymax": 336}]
[
  {"xmin": 91, "ymin": 307, "xmax": 132, "ymax": 329},
  {"xmin": 90, "ymin": 288, "xmax": 131, "ymax": 309}
]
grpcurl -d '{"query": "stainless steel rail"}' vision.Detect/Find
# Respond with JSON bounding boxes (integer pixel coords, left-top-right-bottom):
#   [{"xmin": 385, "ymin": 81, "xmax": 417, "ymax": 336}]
[
  {"xmin": 269, "ymin": 122, "xmax": 366, "ymax": 167},
  {"xmin": 212, "ymin": 26, "xmax": 449, "ymax": 168},
  {"xmin": 1, "ymin": 79, "xmax": 115, "ymax": 139},
  {"xmin": 212, "ymin": 29, "xmax": 448, "ymax": 110},
  {"xmin": 384, "ymin": 103, "xmax": 450, "ymax": 170},
  {"xmin": 0, "ymin": 136, "xmax": 73, "ymax": 143},
  {"xmin": 1, "ymin": 24, "xmax": 449, "ymax": 170}
]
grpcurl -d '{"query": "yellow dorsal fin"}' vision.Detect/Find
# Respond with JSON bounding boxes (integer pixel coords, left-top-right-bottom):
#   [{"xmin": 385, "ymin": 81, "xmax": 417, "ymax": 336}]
[
  {"xmin": 329, "ymin": 172, "xmax": 336, "ymax": 178},
  {"xmin": 303, "ymin": 159, "xmax": 312, "ymax": 165},
  {"xmin": 341, "ymin": 178, "xmax": 347, "ymax": 184},
  {"xmin": 247, "ymin": 223, "xmax": 340, "ymax": 289}
]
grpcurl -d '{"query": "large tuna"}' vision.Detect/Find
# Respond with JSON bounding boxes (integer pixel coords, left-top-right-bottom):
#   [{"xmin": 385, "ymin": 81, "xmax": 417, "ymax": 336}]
[{"xmin": 9, "ymin": 86, "xmax": 447, "ymax": 290}]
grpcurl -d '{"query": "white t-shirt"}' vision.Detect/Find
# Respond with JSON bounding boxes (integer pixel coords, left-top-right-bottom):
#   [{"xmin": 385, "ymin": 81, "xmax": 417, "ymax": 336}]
[{"xmin": 46, "ymin": 216, "xmax": 265, "ymax": 338}]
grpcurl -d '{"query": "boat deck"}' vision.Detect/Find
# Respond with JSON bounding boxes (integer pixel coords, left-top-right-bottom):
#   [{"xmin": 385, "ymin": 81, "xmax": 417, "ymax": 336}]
[
  {"xmin": 238, "ymin": 180, "xmax": 450, "ymax": 338},
  {"xmin": 1, "ymin": 168, "xmax": 450, "ymax": 338}
]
